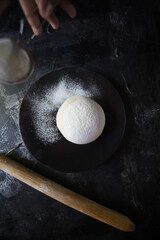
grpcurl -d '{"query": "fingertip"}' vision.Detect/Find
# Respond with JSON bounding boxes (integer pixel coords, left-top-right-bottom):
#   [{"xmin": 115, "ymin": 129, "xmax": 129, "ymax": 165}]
[
  {"xmin": 48, "ymin": 14, "xmax": 59, "ymax": 30},
  {"xmin": 50, "ymin": 21, "xmax": 59, "ymax": 30},
  {"xmin": 69, "ymin": 5, "xmax": 77, "ymax": 18},
  {"xmin": 31, "ymin": 26, "xmax": 42, "ymax": 36},
  {"xmin": 59, "ymin": 2, "xmax": 77, "ymax": 19}
]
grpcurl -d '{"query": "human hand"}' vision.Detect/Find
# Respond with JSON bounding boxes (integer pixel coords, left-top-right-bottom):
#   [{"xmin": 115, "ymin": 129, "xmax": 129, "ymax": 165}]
[{"xmin": 19, "ymin": 0, "xmax": 76, "ymax": 35}]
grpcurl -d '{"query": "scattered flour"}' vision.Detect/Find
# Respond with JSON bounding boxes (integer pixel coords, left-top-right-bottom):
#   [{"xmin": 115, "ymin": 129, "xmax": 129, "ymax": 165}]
[
  {"xmin": 0, "ymin": 84, "xmax": 24, "ymax": 152},
  {"xmin": 30, "ymin": 76, "xmax": 101, "ymax": 144},
  {"xmin": 0, "ymin": 172, "xmax": 22, "ymax": 198}
]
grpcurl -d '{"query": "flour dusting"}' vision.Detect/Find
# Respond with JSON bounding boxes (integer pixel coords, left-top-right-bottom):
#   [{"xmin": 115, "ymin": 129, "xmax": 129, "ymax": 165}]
[
  {"xmin": 30, "ymin": 76, "xmax": 101, "ymax": 144},
  {"xmin": 0, "ymin": 84, "xmax": 24, "ymax": 151},
  {"xmin": 57, "ymin": 96, "xmax": 105, "ymax": 144},
  {"xmin": 0, "ymin": 172, "xmax": 22, "ymax": 199}
]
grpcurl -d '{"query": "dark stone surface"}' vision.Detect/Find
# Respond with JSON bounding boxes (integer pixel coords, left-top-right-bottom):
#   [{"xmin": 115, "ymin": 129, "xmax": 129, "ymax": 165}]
[{"xmin": 0, "ymin": 0, "xmax": 160, "ymax": 239}]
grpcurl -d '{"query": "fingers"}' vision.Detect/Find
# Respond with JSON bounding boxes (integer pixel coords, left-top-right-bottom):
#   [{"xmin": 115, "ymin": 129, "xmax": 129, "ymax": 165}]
[
  {"xmin": 35, "ymin": 0, "xmax": 59, "ymax": 29},
  {"xmin": 35, "ymin": 0, "xmax": 60, "ymax": 19},
  {"xmin": 47, "ymin": 12, "xmax": 59, "ymax": 29},
  {"xmin": 35, "ymin": 0, "xmax": 76, "ymax": 29},
  {"xmin": 59, "ymin": 0, "xmax": 76, "ymax": 18},
  {"xmin": 19, "ymin": 0, "xmax": 77, "ymax": 35},
  {"xmin": 19, "ymin": 0, "xmax": 42, "ymax": 35}
]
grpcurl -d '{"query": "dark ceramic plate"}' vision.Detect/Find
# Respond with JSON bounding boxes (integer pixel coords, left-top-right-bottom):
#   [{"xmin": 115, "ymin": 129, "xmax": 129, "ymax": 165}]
[{"xmin": 19, "ymin": 67, "xmax": 126, "ymax": 172}]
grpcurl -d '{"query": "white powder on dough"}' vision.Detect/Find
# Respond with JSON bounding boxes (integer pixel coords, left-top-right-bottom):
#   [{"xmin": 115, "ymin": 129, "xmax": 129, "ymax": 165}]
[
  {"xmin": 56, "ymin": 96, "xmax": 105, "ymax": 144},
  {"xmin": 30, "ymin": 75, "xmax": 101, "ymax": 144}
]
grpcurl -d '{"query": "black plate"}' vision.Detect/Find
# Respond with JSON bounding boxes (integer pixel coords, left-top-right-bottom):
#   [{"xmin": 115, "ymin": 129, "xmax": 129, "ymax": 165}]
[{"xmin": 19, "ymin": 67, "xmax": 126, "ymax": 172}]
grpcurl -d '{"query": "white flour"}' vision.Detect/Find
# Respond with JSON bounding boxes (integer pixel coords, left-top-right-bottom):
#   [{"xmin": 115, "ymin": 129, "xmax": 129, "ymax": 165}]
[
  {"xmin": 56, "ymin": 96, "xmax": 105, "ymax": 144},
  {"xmin": 0, "ymin": 84, "xmax": 24, "ymax": 152},
  {"xmin": 0, "ymin": 172, "xmax": 22, "ymax": 198},
  {"xmin": 30, "ymin": 75, "xmax": 101, "ymax": 144}
]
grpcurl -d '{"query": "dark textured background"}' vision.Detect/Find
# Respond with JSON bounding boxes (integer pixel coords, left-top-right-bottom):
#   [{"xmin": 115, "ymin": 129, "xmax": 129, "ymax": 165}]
[{"xmin": 0, "ymin": 0, "xmax": 160, "ymax": 239}]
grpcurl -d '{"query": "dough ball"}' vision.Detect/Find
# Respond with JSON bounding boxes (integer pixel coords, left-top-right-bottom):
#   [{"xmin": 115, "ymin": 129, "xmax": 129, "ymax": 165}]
[{"xmin": 56, "ymin": 96, "xmax": 105, "ymax": 144}]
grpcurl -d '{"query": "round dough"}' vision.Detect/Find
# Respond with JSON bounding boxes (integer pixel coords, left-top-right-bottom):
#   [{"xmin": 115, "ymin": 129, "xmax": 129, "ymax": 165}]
[{"xmin": 56, "ymin": 96, "xmax": 105, "ymax": 144}]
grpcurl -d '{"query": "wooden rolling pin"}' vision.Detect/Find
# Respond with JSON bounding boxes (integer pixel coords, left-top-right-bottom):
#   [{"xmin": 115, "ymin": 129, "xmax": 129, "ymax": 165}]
[{"xmin": 0, "ymin": 155, "xmax": 135, "ymax": 232}]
